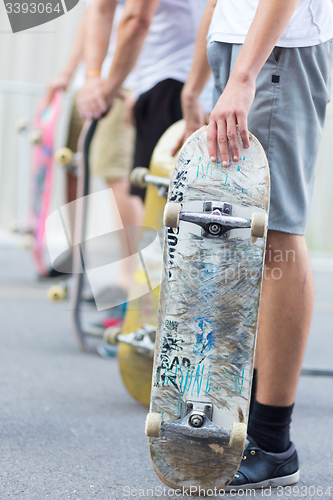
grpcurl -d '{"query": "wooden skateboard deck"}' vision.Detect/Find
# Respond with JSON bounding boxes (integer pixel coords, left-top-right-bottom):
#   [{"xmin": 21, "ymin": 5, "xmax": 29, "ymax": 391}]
[
  {"xmin": 146, "ymin": 126, "xmax": 270, "ymax": 491},
  {"xmin": 108, "ymin": 120, "xmax": 186, "ymax": 406}
]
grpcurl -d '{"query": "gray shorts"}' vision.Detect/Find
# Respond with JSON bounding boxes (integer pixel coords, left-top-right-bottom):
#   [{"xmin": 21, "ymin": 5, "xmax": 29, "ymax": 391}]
[{"xmin": 207, "ymin": 40, "xmax": 333, "ymax": 234}]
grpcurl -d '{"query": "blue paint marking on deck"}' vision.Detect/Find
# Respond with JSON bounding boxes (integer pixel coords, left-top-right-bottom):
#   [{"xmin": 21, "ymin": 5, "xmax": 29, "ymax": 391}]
[
  {"xmin": 193, "ymin": 318, "xmax": 214, "ymax": 354},
  {"xmin": 203, "ymin": 263, "xmax": 219, "ymax": 275},
  {"xmin": 205, "ymin": 368, "xmax": 211, "ymax": 393},
  {"xmin": 191, "ymin": 364, "xmax": 204, "ymax": 398}
]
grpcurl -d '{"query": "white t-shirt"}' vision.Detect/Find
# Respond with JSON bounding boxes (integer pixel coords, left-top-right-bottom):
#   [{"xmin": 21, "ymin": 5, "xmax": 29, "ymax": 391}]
[
  {"xmin": 208, "ymin": 0, "xmax": 333, "ymax": 48},
  {"xmin": 134, "ymin": 0, "xmax": 205, "ymax": 97}
]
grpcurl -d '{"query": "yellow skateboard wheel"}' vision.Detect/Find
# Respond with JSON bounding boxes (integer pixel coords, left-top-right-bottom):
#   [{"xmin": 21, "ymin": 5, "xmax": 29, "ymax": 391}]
[
  {"xmin": 47, "ymin": 285, "xmax": 66, "ymax": 302},
  {"xmin": 55, "ymin": 147, "xmax": 73, "ymax": 166}
]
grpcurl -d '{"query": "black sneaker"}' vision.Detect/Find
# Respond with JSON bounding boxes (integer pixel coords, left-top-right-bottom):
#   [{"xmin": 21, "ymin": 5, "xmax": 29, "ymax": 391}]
[{"xmin": 225, "ymin": 436, "xmax": 299, "ymax": 491}]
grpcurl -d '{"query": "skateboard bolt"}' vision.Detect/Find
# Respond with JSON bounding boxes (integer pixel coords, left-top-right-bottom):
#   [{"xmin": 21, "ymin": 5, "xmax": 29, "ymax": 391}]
[
  {"xmin": 134, "ymin": 333, "xmax": 144, "ymax": 341},
  {"xmin": 189, "ymin": 414, "xmax": 204, "ymax": 428},
  {"xmin": 208, "ymin": 223, "xmax": 222, "ymax": 236}
]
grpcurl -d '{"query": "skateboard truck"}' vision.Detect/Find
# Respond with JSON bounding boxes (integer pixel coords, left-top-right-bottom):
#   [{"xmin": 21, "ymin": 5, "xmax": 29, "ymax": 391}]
[
  {"xmin": 104, "ymin": 323, "xmax": 155, "ymax": 356},
  {"xmin": 164, "ymin": 201, "xmax": 268, "ymax": 239},
  {"xmin": 130, "ymin": 167, "xmax": 170, "ymax": 198},
  {"xmin": 146, "ymin": 401, "xmax": 247, "ymax": 447}
]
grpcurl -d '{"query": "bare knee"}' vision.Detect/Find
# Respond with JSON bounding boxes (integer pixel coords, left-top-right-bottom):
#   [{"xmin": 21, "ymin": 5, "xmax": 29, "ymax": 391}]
[{"xmin": 264, "ymin": 230, "xmax": 301, "ymax": 268}]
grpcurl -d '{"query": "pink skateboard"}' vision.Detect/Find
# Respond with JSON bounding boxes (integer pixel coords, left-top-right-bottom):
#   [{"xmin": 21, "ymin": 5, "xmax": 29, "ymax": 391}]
[{"xmin": 28, "ymin": 92, "xmax": 62, "ymax": 276}]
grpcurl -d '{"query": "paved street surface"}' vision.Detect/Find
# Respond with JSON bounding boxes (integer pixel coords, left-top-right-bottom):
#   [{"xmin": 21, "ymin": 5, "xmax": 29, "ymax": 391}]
[{"xmin": 0, "ymin": 245, "xmax": 332, "ymax": 500}]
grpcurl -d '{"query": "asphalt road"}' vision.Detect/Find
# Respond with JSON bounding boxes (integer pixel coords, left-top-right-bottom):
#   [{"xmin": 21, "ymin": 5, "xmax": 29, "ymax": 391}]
[{"xmin": 0, "ymin": 246, "xmax": 332, "ymax": 500}]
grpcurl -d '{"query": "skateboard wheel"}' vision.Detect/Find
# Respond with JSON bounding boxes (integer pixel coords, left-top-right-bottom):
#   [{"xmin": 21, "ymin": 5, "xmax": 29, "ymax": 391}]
[
  {"xmin": 8, "ymin": 220, "xmax": 19, "ymax": 233},
  {"xmin": 163, "ymin": 202, "xmax": 181, "ymax": 228},
  {"xmin": 20, "ymin": 233, "xmax": 34, "ymax": 250},
  {"xmin": 47, "ymin": 285, "xmax": 66, "ymax": 302},
  {"xmin": 230, "ymin": 422, "xmax": 247, "ymax": 448},
  {"xmin": 130, "ymin": 167, "xmax": 149, "ymax": 189},
  {"xmin": 103, "ymin": 327, "xmax": 120, "ymax": 346},
  {"xmin": 55, "ymin": 147, "xmax": 73, "ymax": 166},
  {"xmin": 29, "ymin": 129, "xmax": 43, "ymax": 145},
  {"xmin": 250, "ymin": 212, "xmax": 268, "ymax": 239},
  {"xmin": 145, "ymin": 412, "xmax": 162, "ymax": 437},
  {"xmin": 16, "ymin": 118, "xmax": 30, "ymax": 133}
]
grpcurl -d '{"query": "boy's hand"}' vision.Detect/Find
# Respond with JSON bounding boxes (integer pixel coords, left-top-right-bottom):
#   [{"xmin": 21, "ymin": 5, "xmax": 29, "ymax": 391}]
[
  {"xmin": 77, "ymin": 76, "xmax": 109, "ymax": 119},
  {"xmin": 45, "ymin": 73, "xmax": 71, "ymax": 105},
  {"xmin": 207, "ymin": 75, "xmax": 255, "ymax": 166}
]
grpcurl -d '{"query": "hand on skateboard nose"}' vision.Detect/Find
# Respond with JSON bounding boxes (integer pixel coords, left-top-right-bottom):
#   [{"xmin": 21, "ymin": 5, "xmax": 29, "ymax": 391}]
[
  {"xmin": 207, "ymin": 75, "xmax": 255, "ymax": 166},
  {"xmin": 77, "ymin": 76, "xmax": 110, "ymax": 119}
]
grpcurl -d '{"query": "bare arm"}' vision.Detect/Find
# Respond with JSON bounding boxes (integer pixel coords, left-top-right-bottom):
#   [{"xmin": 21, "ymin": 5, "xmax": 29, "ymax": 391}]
[
  {"xmin": 208, "ymin": 0, "xmax": 299, "ymax": 165},
  {"xmin": 46, "ymin": 9, "xmax": 87, "ymax": 104},
  {"xmin": 84, "ymin": 0, "xmax": 117, "ymax": 74},
  {"xmin": 78, "ymin": 0, "xmax": 159, "ymax": 118},
  {"xmin": 102, "ymin": 0, "xmax": 160, "ymax": 102},
  {"xmin": 172, "ymin": 0, "xmax": 217, "ymax": 153}
]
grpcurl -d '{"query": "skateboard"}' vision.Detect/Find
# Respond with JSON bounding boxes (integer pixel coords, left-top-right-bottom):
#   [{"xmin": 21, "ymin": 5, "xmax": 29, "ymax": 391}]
[
  {"xmin": 145, "ymin": 126, "xmax": 270, "ymax": 492},
  {"xmin": 104, "ymin": 120, "xmax": 186, "ymax": 406},
  {"xmin": 48, "ymin": 119, "xmax": 126, "ymax": 350},
  {"xmin": 70, "ymin": 119, "xmax": 105, "ymax": 351},
  {"xmin": 17, "ymin": 92, "xmax": 62, "ymax": 274}
]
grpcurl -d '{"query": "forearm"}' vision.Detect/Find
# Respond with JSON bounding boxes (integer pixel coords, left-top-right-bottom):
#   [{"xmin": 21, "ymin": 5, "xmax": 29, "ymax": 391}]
[
  {"xmin": 104, "ymin": 0, "xmax": 159, "ymax": 97},
  {"xmin": 231, "ymin": 0, "xmax": 299, "ymax": 84},
  {"xmin": 84, "ymin": 0, "xmax": 117, "ymax": 74},
  {"xmin": 60, "ymin": 10, "xmax": 87, "ymax": 79},
  {"xmin": 183, "ymin": 0, "xmax": 217, "ymax": 99}
]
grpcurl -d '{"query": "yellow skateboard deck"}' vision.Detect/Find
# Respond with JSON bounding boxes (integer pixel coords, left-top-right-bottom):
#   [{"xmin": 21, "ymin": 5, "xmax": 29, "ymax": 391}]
[{"xmin": 114, "ymin": 120, "xmax": 185, "ymax": 406}]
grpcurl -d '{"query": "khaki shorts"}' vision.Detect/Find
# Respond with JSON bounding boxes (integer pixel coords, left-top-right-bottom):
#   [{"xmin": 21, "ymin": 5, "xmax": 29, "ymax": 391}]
[{"xmin": 66, "ymin": 90, "xmax": 135, "ymax": 182}]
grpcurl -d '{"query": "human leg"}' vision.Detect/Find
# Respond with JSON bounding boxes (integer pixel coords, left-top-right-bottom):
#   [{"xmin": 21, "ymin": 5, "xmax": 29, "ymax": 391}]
[
  {"xmin": 256, "ymin": 231, "xmax": 314, "ymax": 407},
  {"xmin": 130, "ymin": 79, "xmax": 183, "ymax": 200},
  {"xmin": 90, "ymin": 92, "xmax": 143, "ymax": 294}
]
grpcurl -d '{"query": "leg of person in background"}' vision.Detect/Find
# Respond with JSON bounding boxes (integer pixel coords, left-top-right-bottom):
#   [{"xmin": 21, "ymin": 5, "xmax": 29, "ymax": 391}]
[
  {"xmin": 90, "ymin": 90, "xmax": 143, "ymax": 311},
  {"xmin": 107, "ymin": 179, "xmax": 144, "ymax": 292},
  {"xmin": 130, "ymin": 79, "xmax": 183, "ymax": 201}
]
